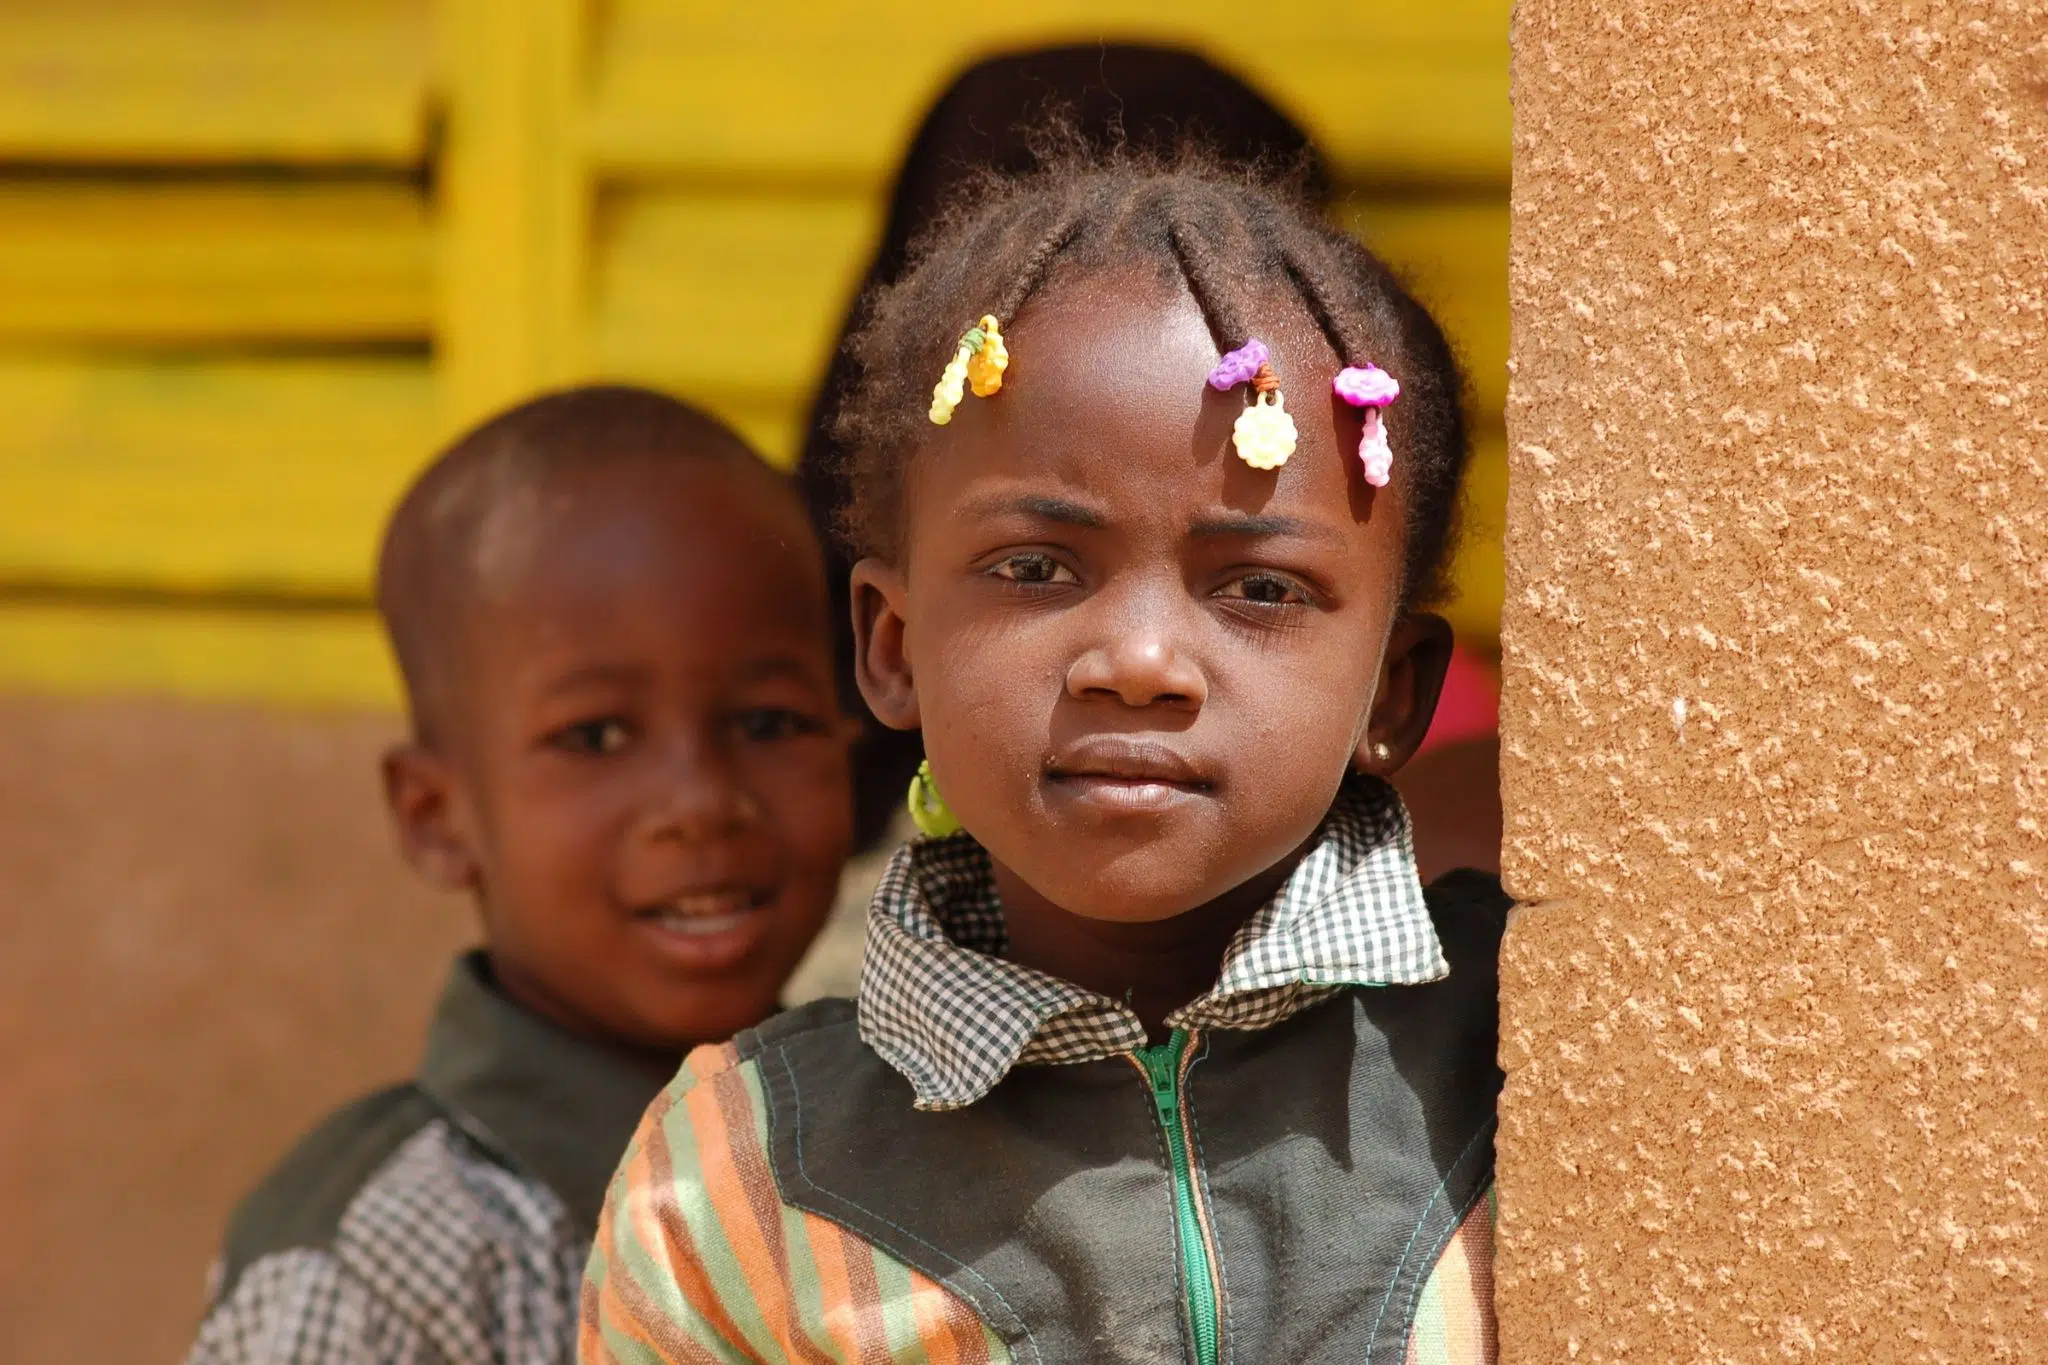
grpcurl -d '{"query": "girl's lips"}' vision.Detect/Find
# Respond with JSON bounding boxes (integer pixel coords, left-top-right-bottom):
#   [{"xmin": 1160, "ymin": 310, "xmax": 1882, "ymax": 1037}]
[
  {"xmin": 1045, "ymin": 737, "xmax": 1213, "ymax": 789},
  {"xmin": 1048, "ymin": 772, "xmax": 1206, "ymax": 814},
  {"xmin": 1046, "ymin": 738, "xmax": 1214, "ymax": 816}
]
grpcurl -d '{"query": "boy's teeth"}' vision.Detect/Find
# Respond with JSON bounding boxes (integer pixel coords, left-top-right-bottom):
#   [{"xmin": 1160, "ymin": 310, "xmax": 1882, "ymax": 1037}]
[
  {"xmin": 675, "ymin": 891, "xmax": 749, "ymax": 915},
  {"xmin": 647, "ymin": 890, "xmax": 762, "ymax": 932},
  {"xmin": 653, "ymin": 910, "xmax": 753, "ymax": 937}
]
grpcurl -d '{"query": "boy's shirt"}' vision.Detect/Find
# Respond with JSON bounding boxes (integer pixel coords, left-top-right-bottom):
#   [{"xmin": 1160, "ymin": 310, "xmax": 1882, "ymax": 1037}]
[
  {"xmin": 582, "ymin": 779, "xmax": 1505, "ymax": 1365},
  {"xmin": 188, "ymin": 951, "xmax": 667, "ymax": 1365}
]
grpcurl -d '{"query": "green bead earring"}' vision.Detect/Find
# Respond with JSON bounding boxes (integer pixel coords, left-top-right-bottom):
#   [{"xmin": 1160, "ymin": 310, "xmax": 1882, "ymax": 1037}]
[{"xmin": 906, "ymin": 758, "xmax": 962, "ymax": 838}]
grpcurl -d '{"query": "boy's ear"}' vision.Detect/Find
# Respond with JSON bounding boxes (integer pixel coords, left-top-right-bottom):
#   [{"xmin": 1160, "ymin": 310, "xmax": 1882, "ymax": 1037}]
[
  {"xmin": 380, "ymin": 742, "xmax": 481, "ymax": 891},
  {"xmin": 848, "ymin": 557, "xmax": 921, "ymax": 732},
  {"xmin": 1356, "ymin": 613, "xmax": 1455, "ymax": 777}
]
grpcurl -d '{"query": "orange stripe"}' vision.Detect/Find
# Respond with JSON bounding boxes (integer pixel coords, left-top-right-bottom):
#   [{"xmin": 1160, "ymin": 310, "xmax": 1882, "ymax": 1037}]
[
  {"xmin": 809, "ymin": 1209, "xmax": 895, "ymax": 1364},
  {"xmin": 695, "ymin": 1064, "xmax": 836, "ymax": 1364},
  {"xmin": 907, "ymin": 1270, "xmax": 968, "ymax": 1365},
  {"xmin": 589, "ymin": 1119, "xmax": 725, "ymax": 1364},
  {"xmin": 909, "ymin": 1268, "xmax": 996, "ymax": 1365},
  {"xmin": 686, "ymin": 1040, "xmax": 740, "ymax": 1083},
  {"xmin": 638, "ymin": 1088, "xmax": 755, "ymax": 1354}
]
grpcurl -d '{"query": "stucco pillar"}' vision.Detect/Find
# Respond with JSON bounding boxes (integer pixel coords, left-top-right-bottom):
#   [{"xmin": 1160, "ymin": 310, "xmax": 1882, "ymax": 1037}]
[{"xmin": 1498, "ymin": 2, "xmax": 2046, "ymax": 1359}]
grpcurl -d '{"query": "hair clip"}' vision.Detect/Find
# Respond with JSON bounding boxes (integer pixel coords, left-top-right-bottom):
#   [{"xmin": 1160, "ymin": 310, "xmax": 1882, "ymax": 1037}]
[
  {"xmin": 1206, "ymin": 338, "xmax": 1268, "ymax": 391},
  {"xmin": 967, "ymin": 315, "xmax": 1007, "ymax": 396},
  {"xmin": 1333, "ymin": 365, "xmax": 1400, "ymax": 487},
  {"xmin": 929, "ymin": 315, "xmax": 1008, "ymax": 425},
  {"xmin": 1209, "ymin": 339, "xmax": 1298, "ymax": 470}
]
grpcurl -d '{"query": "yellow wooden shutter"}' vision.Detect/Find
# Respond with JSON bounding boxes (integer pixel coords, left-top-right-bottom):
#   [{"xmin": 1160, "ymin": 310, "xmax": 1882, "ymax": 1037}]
[{"xmin": 0, "ymin": 0, "xmax": 1507, "ymax": 707}]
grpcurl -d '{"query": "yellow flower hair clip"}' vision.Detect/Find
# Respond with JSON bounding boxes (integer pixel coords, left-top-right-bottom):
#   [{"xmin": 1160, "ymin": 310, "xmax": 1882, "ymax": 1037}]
[
  {"xmin": 929, "ymin": 315, "xmax": 1008, "ymax": 424},
  {"xmin": 1207, "ymin": 339, "xmax": 1297, "ymax": 469},
  {"xmin": 1232, "ymin": 390, "xmax": 1297, "ymax": 470}
]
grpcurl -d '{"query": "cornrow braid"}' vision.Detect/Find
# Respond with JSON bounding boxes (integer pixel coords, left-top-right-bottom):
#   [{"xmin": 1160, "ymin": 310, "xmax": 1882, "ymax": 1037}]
[
  {"xmin": 833, "ymin": 146, "xmax": 1470, "ymax": 608},
  {"xmin": 1167, "ymin": 215, "xmax": 1254, "ymax": 358},
  {"xmin": 1278, "ymin": 242, "xmax": 1367, "ymax": 370},
  {"xmin": 992, "ymin": 205, "xmax": 1085, "ymax": 323}
]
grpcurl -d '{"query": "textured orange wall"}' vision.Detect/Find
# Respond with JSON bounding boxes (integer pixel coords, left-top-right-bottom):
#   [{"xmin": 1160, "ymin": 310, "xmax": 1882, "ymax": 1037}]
[
  {"xmin": 0, "ymin": 698, "xmax": 469, "ymax": 1365},
  {"xmin": 1498, "ymin": 1, "xmax": 2047, "ymax": 1359}
]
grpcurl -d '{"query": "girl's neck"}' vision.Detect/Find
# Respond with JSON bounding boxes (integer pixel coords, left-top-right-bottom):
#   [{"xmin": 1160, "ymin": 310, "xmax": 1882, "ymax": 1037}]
[{"xmin": 991, "ymin": 834, "xmax": 1314, "ymax": 1042}]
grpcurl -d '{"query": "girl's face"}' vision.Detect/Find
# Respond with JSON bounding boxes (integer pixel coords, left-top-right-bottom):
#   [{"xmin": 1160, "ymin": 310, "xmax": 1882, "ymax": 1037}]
[{"xmin": 853, "ymin": 271, "xmax": 1449, "ymax": 924}]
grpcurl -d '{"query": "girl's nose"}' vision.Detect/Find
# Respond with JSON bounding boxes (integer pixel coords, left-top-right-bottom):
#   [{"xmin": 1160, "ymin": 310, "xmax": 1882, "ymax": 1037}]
[{"xmin": 1065, "ymin": 633, "xmax": 1207, "ymax": 710}]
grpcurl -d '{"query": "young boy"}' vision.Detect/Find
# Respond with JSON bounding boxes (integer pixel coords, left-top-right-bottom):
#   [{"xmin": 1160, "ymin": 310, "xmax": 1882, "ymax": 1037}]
[{"xmin": 187, "ymin": 386, "xmax": 855, "ymax": 1364}]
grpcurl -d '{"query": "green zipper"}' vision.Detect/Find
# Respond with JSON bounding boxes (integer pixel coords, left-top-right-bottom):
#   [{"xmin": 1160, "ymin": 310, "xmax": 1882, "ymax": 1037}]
[{"xmin": 1133, "ymin": 1029, "xmax": 1221, "ymax": 1365}]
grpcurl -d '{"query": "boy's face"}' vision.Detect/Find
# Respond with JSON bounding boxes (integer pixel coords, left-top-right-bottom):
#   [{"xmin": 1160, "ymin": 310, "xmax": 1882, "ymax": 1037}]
[
  {"xmin": 853, "ymin": 275, "xmax": 1447, "ymax": 925},
  {"xmin": 386, "ymin": 457, "xmax": 853, "ymax": 1054}
]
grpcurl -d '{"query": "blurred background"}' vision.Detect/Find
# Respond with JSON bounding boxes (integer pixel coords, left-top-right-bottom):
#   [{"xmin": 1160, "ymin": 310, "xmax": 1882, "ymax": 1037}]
[{"xmin": 0, "ymin": 2, "xmax": 1507, "ymax": 1359}]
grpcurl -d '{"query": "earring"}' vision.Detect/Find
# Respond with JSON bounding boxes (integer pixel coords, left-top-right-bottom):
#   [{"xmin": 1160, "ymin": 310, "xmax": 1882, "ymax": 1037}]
[
  {"xmin": 906, "ymin": 758, "xmax": 963, "ymax": 838},
  {"xmin": 1370, "ymin": 741, "xmax": 1393, "ymax": 764}
]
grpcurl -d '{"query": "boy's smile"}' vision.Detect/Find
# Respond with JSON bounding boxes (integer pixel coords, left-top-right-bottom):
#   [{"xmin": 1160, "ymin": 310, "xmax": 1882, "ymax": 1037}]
[{"xmin": 855, "ymin": 269, "xmax": 1450, "ymax": 950}]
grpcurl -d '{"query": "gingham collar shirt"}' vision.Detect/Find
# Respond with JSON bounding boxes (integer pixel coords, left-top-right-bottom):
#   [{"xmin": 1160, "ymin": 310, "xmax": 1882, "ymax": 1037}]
[{"xmin": 857, "ymin": 776, "xmax": 1449, "ymax": 1111}]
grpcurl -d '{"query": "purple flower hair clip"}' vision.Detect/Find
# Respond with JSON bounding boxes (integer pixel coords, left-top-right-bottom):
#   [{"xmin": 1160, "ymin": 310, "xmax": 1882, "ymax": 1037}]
[
  {"xmin": 1206, "ymin": 338, "xmax": 1269, "ymax": 391},
  {"xmin": 1333, "ymin": 364, "xmax": 1401, "ymax": 487}
]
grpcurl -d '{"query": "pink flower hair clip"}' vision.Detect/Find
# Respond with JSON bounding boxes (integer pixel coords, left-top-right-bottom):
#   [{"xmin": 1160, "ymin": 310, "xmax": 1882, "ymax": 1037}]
[{"xmin": 1333, "ymin": 365, "xmax": 1401, "ymax": 487}]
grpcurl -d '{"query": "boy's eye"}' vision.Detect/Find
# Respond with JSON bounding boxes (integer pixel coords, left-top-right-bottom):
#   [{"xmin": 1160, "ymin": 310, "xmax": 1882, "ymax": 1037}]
[
  {"xmin": 989, "ymin": 552, "xmax": 1077, "ymax": 585},
  {"xmin": 732, "ymin": 708, "xmax": 826, "ymax": 742},
  {"xmin": 549, "ymin": 718, "xmax": 633, "ymax": 755},
  {"xmin": 1217, "ymin": 573, "xmax": 1313, "ymax": 607}
]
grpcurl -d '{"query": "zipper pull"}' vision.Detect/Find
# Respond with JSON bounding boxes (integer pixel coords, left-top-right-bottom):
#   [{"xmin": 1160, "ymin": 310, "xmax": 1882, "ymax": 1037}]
[{"xmin": 1138, "ymin": 1030, "xmax": 1189, "ymax": 1119}]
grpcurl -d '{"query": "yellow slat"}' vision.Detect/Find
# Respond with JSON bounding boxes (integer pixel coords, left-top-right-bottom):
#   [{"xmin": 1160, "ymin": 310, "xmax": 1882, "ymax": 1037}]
[
  {"xmin": 0, "ymin": 603, "xmax": 397, "ymax": 709},
  {"xmin": 435, "ymin": 0, "xmax": 589, "ymax": 436},
  {"xmin": 0, "ymin": 356, "xmax": 435, "ymax": 596},
  {"xmin": 0, "ymin": 181, "xmax": 431, "ymax": 344},
  {"xmin": 0, "ymin": 1, "xmax": 431, "ymax": 164},
  {"xmin": 588, "ymin": 3, "xmax": 1509, "ymax": 185},
  {"xmin": 588, "ymin": 189, "xmax": 881, "ymax": 460}
]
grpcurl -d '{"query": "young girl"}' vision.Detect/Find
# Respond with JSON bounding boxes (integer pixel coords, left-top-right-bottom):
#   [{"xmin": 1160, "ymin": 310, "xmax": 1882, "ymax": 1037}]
[{"xmin": 581, "ymin": 153, "xmax": 1506, "ymax": 1365}]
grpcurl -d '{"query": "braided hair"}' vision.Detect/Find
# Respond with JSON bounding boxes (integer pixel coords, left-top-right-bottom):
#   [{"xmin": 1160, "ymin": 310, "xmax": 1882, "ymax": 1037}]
[{"xmin": 832, "ymin": 148, "xmax": 1470, "ymax": 608}]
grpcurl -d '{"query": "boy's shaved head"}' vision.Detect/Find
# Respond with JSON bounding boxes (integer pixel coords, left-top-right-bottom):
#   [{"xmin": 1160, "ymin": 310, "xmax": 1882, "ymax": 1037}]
[{"xmin": 377, "ymin": 384, "xmax": 784, "ymax": 741}]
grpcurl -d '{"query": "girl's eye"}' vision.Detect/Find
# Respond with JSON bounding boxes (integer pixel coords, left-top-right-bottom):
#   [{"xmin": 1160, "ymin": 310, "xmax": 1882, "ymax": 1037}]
[
  {"xmin": 732, "ymin": 708, "xmax": 826, "ymax": 743},
  {"xmin": 989, "ymin": 553, "xmax": 1077, "ymax": 586},
  {"xmin": 549, "ymin": 718, "xmax": 632, "ymax": 755},
  {"xmin": 1218, "ymin": 573, "xmax": 1313, "ymax": 607}
]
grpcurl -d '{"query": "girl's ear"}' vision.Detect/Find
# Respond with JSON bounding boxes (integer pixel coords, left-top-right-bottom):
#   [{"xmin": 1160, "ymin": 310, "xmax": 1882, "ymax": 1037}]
[
  {"xmin": 1356, "ymin": 613, "xmax": 1455, "ymax": 777},
  {"xmin": 849, "ymin": 558, "xmax": 922, "ymax": 732},
  {"xmin": 381, "ymin": 743, "xmax": 482, "ymax": 891}
]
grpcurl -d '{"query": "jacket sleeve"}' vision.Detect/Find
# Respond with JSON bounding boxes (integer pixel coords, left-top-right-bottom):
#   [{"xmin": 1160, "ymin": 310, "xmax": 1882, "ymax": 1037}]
[
  {"xmin": 185, "ymin": 1247, "xmax": 453, "ymax": 1365},
  {"xmin": 579, "ymin": 1044, "xmax": 760, "ymax": 1365},
  {"xmin": 1402, "ymin": 1183, "xmax": 1499, "ymax": 1365}
]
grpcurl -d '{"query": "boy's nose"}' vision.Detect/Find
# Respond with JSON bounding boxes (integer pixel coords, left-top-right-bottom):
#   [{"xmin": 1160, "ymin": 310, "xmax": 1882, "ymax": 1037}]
[
  {"xmin": 1065, "ymin": 633, "xmax": 1207, "ymax": 710},
  {"xmin": 645, "ymin": 747, "xmax": 762, "ymax": 842}
]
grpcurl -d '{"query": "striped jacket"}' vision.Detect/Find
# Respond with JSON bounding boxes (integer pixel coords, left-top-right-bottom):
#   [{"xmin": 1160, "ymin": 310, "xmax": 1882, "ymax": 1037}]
[{"xmin": 583, "ymin": 783, "xmax": 1505, "ymax": 1363}]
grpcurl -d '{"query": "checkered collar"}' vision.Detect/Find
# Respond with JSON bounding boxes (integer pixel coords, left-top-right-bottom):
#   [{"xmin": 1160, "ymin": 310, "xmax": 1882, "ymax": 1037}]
[{"xmin": 856, "ymin": 776, "xmax": 1448, "ymax": 1110}]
